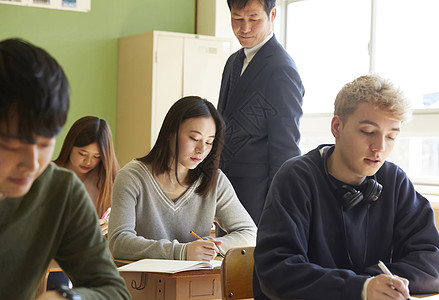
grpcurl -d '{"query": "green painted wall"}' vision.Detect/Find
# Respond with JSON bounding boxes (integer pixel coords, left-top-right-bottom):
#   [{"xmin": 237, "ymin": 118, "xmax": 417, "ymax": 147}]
[{"xmin": 0, "ymin": 0, "xmax": 195, "ymax": 157}]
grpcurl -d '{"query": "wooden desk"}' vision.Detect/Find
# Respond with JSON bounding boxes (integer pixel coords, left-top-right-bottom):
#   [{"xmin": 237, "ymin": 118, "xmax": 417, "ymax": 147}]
[{"xmin": 119, "ymin": 268, "xmax": 221, "ymax": 300}]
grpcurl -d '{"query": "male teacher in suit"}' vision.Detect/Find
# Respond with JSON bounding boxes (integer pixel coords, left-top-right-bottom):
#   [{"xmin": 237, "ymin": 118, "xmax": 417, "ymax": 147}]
[{"xmin": 218, "ymin": 0, "xmax": 304, "ymax": 224}]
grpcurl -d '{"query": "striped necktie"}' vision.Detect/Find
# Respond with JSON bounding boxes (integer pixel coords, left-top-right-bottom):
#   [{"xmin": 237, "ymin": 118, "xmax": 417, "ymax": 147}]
[{"xmin": 228, "ymin": 48, "xmax": 245, "ymax": 99}]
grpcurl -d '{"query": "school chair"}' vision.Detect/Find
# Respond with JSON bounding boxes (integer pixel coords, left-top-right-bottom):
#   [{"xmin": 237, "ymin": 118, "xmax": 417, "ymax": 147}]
[{"xmin": 221, "ymin": 246, "xmax": 255, "ymax": 300}]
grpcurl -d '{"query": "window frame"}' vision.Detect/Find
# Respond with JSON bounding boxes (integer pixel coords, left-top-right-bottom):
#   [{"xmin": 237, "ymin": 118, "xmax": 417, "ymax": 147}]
[{"xmin": 278, "ymin": 0, "xmax": 439, "ymax": 196}]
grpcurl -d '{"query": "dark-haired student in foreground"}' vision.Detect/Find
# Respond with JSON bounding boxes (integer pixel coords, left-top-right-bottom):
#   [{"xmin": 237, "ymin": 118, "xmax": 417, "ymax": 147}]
[
  {"xmin": 253, "ymin": 74, "xmax": 439, "ymax": 300},
  {"xmin": 0, "ymin": 38, "xmax": 130, "ymax": 299}
]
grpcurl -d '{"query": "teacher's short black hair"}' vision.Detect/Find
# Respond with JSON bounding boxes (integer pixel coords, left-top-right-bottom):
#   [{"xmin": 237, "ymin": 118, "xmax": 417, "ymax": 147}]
[{"xmin": 227, "ymin": 0, "xmax": 276, "ymax": 17}]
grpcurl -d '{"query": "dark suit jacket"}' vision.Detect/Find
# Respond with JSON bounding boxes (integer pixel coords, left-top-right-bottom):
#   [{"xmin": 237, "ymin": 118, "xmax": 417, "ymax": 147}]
[{"xmin": 217, "ymin": 35, "xmax": 304, "ymax": 224}]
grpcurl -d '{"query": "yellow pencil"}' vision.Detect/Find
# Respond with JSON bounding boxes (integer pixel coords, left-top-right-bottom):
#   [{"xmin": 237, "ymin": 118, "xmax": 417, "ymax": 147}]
[{"xmin": 190, "ymin": 231, "xmax": 225, "ymax": 258}]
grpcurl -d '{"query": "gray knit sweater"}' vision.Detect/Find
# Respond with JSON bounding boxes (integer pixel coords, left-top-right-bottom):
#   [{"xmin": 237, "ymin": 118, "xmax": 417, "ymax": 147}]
[{"xmin": 108, "ymin": 159, "xmax": 257, "ymax": 260}]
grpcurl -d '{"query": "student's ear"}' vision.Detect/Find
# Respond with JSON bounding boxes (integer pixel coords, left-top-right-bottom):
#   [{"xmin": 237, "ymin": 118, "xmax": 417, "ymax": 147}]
[
  {"xmin": 270, "ymin": 7, "xmax": 277, "ymax": 22},
  {"xmin": 331, "ymin": 115, "xmax": 343, "ymax": 139}
]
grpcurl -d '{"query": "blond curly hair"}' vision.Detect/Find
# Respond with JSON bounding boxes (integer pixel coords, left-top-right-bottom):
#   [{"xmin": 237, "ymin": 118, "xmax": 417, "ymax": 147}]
[{"xmin": 334, "ymin": 74, "xmax": 412, "ymax": 123}]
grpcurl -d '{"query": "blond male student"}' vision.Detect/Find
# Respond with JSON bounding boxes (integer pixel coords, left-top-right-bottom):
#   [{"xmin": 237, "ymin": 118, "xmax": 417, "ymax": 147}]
[
  {"xmin": 0, "ymin": 38, "xmax": 130, "ymax": 300},
  {"xmin": 254, "ymin": 74, "xmax": 439, "ymax": 300}
]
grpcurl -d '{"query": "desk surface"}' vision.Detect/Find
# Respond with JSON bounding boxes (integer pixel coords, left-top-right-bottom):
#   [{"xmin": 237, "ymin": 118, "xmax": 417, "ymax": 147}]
[
  {"xmin": 414, "ymin": 295, "xmax": 439, "ymax": 299},
  {"xmin": 114, "ymin": 259, "xmax": 134, "ymax": 268},
  {"xmin": 147, "ymin": 268, "xmax": 220, "ymax": 277}
]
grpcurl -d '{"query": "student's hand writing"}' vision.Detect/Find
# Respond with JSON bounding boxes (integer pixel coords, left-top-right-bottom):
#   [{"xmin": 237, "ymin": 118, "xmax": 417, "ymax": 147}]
[
  {"xmin": 99, "ymin": 218, "xmax": 108, "ymax": 236},
  {"xmin": 36, "ymin": 290, "xmax": 66, "ymax": 300},
  {"xmin": 186, "ymin": 239, "xmax": 223, "ymax": 261},
  {"xmin": 367, "ymin": 274, "xmax": 410, "ymax": 300}
]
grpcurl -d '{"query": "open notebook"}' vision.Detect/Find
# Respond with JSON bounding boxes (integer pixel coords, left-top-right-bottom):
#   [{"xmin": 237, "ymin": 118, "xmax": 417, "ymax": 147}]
[
  {"xmin": 411, "ymin": 296, "xmax": 439, "ymax": 299},
  {"xmin": 117, "ymin": 258, "xmax": 222, "ymax": 274}
]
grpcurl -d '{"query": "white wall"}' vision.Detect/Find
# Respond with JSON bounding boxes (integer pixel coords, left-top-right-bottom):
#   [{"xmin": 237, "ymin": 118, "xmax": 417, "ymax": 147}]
[{"xmin": 196, "ymin": 0, "xmax": 241, "ymax": 51}]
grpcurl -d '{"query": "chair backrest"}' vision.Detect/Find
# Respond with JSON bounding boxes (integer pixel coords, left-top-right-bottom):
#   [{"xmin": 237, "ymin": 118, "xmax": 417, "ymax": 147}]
[{"xmin": 221, "ymin": 246, "xmax": 255, "ymax": 300}]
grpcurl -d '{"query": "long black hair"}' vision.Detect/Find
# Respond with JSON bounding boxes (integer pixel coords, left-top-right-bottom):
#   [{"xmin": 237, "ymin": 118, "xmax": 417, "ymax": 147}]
[{"xmin": 138, "ymin": 96, "xmax": 225, "ymax": 197}]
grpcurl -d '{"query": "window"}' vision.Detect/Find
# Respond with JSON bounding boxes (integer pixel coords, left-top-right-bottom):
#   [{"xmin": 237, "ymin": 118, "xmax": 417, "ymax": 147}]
[
  {"xmin": 284, "ymin": 0, "xmax": 371, "ymax": 113},
  {"xmin": 279, "ymin": 0, "xmax": 439, "ymax": 194},
  {"xmin": 375, "ymin": 0, "xmax": 439, "ymax": 109}
]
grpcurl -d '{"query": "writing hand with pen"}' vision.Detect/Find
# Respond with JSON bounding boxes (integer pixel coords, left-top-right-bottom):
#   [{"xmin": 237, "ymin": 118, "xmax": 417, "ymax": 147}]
[
  {"xmin": 187, "ymin": 231, "xmax": 224, "ymax": 261},
  {"xmin": 99, "ymin": 207, "xmax": 111, "ymax": 236},
  {"xmin": 366, "ymin": 261, "xmax": 410, "ymax": 300}
]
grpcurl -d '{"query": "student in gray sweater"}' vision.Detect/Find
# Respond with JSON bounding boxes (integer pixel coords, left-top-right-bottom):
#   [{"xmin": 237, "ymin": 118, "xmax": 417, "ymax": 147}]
[{"xmin": 109, "ymin": 96, "xmax": 256, "ymax": 261}]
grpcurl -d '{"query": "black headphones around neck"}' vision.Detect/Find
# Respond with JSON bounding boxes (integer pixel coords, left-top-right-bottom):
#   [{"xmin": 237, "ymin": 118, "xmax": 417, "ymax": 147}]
[
  {"xmin": 339, "ymin": 179, "xmax": 382, "ymax": 211},
  {"xmin": 321, "ymin": 146, "xmax": 383, "ymax": 211}
]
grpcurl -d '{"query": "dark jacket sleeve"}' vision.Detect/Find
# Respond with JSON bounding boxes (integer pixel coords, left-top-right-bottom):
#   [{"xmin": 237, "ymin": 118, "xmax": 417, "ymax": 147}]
[
  {"xmin": 266, "ymin": 61, "xmax": 303, "ymax": 181},
  {"xmin": 364, "ymin": 165, "xmax": 439, "ymax": 294}
]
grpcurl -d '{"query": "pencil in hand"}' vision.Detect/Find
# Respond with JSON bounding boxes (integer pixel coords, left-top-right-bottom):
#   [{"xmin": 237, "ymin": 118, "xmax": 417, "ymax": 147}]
[{"xmin": 190, "ymin": 231, "xmax": 225, "ymax": 258}]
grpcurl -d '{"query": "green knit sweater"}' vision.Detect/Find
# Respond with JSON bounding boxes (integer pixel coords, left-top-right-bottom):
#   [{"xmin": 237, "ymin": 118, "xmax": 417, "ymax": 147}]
[{"xmin": 0, "ymin": 163, "xmax": 130, "ymax": 299}]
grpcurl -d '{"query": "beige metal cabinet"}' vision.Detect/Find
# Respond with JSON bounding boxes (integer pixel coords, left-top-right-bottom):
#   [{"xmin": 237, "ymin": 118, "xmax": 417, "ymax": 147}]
[{"xmin": 117, "ymin": 31, "xmax": 233, "ymax": 166}]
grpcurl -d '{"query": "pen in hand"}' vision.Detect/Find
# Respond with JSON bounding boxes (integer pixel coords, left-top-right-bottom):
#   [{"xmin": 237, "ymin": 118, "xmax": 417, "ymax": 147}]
[
  {"xmin": 101, "ymin": 207, "xmax": 111, "ymax": 220},
  {"xmin": 190, "ymin": 231, "xmax": 225, "ymax": 258},
  {"xmin": 378, "ymin": 260, "xmax": 393, "ymax": 278},
  {"xmin": 378, "ymin": 260, "xmax": 411, "ymax": 299}
]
